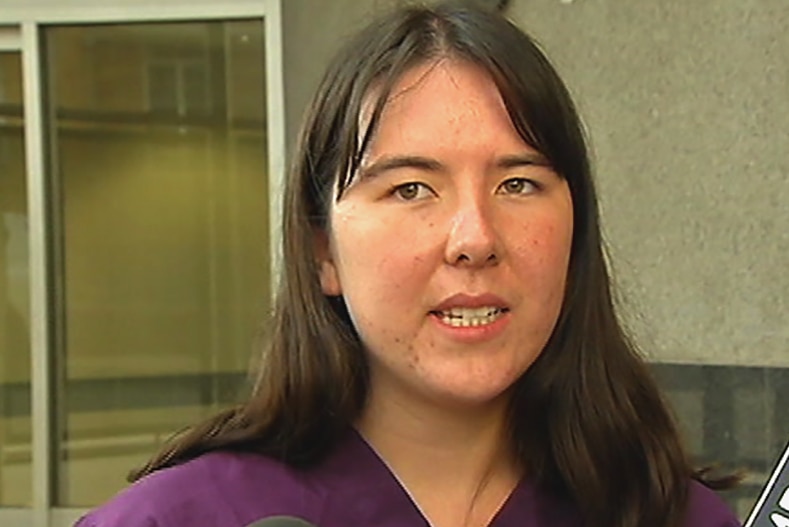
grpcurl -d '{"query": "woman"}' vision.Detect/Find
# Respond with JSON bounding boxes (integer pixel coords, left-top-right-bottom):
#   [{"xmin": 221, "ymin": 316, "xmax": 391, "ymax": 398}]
[{"xmin": 76, "ymin": 2, "xmax": 741, "ymax": 527}]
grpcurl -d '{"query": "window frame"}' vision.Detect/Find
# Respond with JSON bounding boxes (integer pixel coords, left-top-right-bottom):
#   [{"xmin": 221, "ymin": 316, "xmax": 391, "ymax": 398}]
[{"xmin": 0, "ymin": 2, "xmax": 284, "ymax": 525}]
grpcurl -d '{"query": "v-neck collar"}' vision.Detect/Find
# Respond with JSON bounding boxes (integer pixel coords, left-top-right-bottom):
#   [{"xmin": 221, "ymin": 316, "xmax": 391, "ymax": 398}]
[{"xmin": 307, "ymin": 428, "xmax": 581, "ymax": 527}]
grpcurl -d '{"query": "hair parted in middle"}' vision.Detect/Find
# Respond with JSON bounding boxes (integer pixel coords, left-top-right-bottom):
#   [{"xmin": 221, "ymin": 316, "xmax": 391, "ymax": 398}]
[{"xmin": 132, "ymin": 4, "xmax": 723, "ymax": 527}]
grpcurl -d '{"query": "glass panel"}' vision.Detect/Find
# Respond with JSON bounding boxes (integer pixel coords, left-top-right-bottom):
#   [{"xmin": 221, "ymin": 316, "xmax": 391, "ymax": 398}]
[
  {"xmin": 46, "ymin": 20, "xmax": 270, "ymax": 506},
  {"xmin": 0, "ymin": 51, "xmax": 31, "ymax": 507},
  {"xmin": 654, "ymin": 363, "xmax": 789, "ymax": 520}
]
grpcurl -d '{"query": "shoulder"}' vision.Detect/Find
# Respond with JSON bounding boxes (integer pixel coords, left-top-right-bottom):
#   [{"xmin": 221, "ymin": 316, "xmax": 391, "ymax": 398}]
[
  {"xmin": 683, "ymin": 480, "xmax": 742, "ymax": 527},
  {"xmin": 74, "ymin": 450, "xmax": 317, "ymax": 527}
]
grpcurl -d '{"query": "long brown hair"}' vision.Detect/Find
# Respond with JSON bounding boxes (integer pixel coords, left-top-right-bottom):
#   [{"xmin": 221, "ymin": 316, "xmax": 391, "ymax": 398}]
[{"xmin": 132, "ymin": 3, "xmax": 734, "ymax": 526}]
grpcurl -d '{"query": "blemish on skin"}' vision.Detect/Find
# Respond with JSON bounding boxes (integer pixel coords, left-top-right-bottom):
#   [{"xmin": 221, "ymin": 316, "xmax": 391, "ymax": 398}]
[{"xmin": 406, "ymin": 351, "xmax": 420, "ymax": 370}]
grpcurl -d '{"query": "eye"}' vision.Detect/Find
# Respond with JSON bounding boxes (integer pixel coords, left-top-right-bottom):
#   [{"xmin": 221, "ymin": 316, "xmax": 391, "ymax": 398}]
[
  {"xmin": 392, "ymin": 182, "xmax": 434, "ymax": 201},
  {"xmin": 497, "ymin": 178, "xmax": 539, "ymax": 195}
]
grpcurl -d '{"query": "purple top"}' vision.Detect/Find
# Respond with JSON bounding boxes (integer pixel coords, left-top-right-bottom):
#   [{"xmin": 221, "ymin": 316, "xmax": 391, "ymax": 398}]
[{"xmin": 75, "ymin": 429, "xmax": 741, "ymax": 527}]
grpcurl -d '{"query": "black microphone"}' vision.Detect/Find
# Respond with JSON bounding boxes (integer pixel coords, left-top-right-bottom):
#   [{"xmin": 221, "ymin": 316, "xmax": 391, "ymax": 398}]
[
  {"xmin": 244, "ymin": 516, "xmax": 317, "ymax": 527},
  {"xmin": 744, "ymin": 439, "xmax": 789, "ymax": 527}
]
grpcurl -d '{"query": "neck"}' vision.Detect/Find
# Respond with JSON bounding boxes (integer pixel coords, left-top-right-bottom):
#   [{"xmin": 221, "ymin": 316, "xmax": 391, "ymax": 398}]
[
  {"xmin": 357, "ymin": 388, "xmax": 512, "ymax": 464},
  {"xmin": 355, "ymin": 385, "xmax": 521, "ymax": 527}
]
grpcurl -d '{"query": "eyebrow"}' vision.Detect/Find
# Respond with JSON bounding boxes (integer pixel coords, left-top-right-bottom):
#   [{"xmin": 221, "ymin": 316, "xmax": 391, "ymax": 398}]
[
  {"xmin": 496, "ymin": 153, "xmax": 552, "ymax": 169},
  {"xmin": 358, "ymin": 155, "xmax": 444, "ymax": 180},
  {"xmin": 357, "ymin": 152, "xmax": 552, "ymax": 181}
]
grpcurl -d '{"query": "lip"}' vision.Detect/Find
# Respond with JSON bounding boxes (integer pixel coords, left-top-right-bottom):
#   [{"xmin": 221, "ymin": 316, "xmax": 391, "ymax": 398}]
[
  {"xmin": 431, "ymin": 292, "xmax": 510, "ymax": 313},
  {"xmin": 427, "ymin": 293, "xmax": 511, "ymax": 343},
  {"xmin": 428, "ymin": 309, "xmax": 510, "ymax": 343}
]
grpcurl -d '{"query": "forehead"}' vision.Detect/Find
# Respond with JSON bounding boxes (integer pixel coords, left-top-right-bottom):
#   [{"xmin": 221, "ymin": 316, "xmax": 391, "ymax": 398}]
[
  {"xmin": 363, "ymin": 58, "xmax": 508, "ymax": 123},
  {"xmin": 359, "ymin": 58, "xmax": 526, "ymax": 156}
]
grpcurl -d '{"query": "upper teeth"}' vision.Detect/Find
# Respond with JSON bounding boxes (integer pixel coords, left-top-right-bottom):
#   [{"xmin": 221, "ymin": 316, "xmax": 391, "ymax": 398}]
[{"xmin": 438, "ymin": 307, "xmax": 504, "ymax": 327}]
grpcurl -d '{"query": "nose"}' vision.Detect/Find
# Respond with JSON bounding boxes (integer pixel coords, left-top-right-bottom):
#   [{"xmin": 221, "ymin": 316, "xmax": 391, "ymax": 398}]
[{"xmin": 444, "ymin": 195, "xmax": 500, "ymax": 267}]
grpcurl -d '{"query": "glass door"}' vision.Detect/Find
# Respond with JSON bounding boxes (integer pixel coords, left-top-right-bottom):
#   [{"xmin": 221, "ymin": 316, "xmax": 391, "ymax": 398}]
[
  {"xmin": 46, "ymin": 19, "xmax": 271, "ymax": 506},
  {"xmin": 0, "ymin": 43, "xmax": 32, "ymax": 510},
  {"xmin": 0, "ymin": 2, "xmax": 284, "ymax": 525}
]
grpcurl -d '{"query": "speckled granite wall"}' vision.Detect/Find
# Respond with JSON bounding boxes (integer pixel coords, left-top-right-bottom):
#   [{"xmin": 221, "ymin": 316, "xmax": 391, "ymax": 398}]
[
  {"xmin": 507, "ymin": 0, "xmax": 789, "ymax": 367},
  {"xmin": 282, "ymin": 0, "xmax": 391, "ymax": 162}
]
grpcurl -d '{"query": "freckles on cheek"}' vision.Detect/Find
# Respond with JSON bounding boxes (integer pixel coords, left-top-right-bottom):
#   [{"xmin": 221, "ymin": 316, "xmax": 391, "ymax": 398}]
[
  {"xmin": 374, "ymin": 255, "xmax": 406, "ymax": 288},
  {"xmin": 375, "ymin": 252, "xmax": 428, "ymax": 286},
  {"xmin": 521, "ymin": 222, "xmax": 570, "ymax": 266},
  {"xmin": 407, "ymin": 349, "xmax": 419, "ymax": 370}
]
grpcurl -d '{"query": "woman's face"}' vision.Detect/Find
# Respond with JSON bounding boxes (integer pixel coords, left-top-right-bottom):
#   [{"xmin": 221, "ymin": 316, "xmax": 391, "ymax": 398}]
[{"xmin": 318, "ymin": 59, "xmax": 573, "ymax": 408}]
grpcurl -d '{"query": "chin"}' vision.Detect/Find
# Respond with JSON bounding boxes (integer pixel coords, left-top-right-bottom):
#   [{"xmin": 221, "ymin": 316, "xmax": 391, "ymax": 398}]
[{"xmin": 426, "ymin": 378, "xmax": 517, "ymax": 408}]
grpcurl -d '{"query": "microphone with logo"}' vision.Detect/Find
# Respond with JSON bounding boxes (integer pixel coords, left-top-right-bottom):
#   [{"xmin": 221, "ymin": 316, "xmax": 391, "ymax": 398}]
[
  {"xmin": 744, "ymin": 439, "xmax": 789, "ymax": 527},
  {"xmin": 244, "ymin": 516, "xmax": 318, "ymax": 527}
]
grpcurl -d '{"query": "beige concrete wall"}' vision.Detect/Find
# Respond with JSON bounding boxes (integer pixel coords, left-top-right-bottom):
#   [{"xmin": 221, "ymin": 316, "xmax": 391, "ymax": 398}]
[
  {"xmin": 282, "ymin": 1, "xmax": 789, "ymax": 368},
  {"xmin": 507, "ymin": 1, "xmax": 788, "ymax": 367},
  {"xmin": 281, "ymin": 0, "xmax": 402, "ymax": 158}
]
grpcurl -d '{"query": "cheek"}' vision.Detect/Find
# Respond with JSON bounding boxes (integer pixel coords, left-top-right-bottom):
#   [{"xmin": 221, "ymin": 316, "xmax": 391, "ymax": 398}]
[
  {"xmin": 515, "ymin": 218, "xmax": 573, "ymax": 271},
  {"xmin": 371, "ymin": 253, "xmax": 433, "ymax": 302},
  {"xmin": 333, "ymin": 232, "xmax": 432, "ymax": 307},
  {"xmin": 334, "ymin": 210, "xmax": 435, "ymax": 276}
]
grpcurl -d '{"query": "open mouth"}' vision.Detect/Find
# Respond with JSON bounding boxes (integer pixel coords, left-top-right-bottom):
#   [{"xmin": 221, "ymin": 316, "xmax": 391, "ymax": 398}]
[{"xmin": 431, "ymin": 306, "xmax": 509, "ymax": 328}]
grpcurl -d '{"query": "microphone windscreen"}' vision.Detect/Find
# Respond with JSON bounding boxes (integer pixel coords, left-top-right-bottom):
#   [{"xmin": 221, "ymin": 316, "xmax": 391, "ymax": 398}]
[{"xmin": 244, "ymin": 516, "xmax": 318, "ymax": 527}]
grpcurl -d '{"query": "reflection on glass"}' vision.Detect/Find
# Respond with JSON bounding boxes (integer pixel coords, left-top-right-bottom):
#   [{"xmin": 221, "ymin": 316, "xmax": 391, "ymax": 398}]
[
  {"xmin": 0, "ymin": 51, "xmax": 32, "ymax": 507},
  {"xmin": 46, "ymin": 21, "xmax": 270, "ymax": 506}
]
